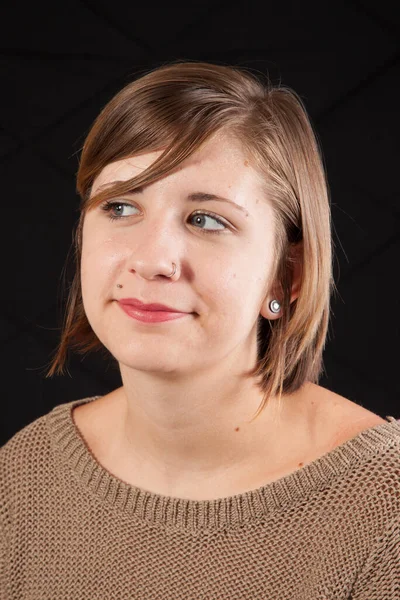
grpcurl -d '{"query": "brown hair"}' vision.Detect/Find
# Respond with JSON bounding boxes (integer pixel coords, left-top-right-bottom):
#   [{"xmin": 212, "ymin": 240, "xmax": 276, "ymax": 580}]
[{"xmin": 45, "ymin": 60, "xmax": 336, "ymax": 421}]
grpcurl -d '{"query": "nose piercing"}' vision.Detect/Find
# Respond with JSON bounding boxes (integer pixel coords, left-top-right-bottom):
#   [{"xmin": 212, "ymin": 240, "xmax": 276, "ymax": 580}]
[
  {"xmin": 167, "ymin": 263, "xmax": 176, "ymax": 278},
  {"xmin": 116, "ymin": 263, "xmax": 177, "ymax": 288}
]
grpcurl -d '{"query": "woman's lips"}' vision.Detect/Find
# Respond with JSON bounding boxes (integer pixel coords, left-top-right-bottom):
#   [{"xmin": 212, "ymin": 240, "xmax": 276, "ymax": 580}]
[
  {"xmin": 117, "ymin": 301, "xmax": 190, "ymax": 323},
  {"xmin": 118, "ymin": 298, "xmax": 184, "ymax": 312}
]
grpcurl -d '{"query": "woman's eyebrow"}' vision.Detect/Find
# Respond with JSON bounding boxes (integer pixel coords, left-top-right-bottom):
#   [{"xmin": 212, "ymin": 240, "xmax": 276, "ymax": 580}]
[
  {"xmin": 98, "ymin": 182, "xmax": 248, "ymax": 215},
  {"xmin": 187, "ymin": 192, "xmax": 248, "ymax": 214}
]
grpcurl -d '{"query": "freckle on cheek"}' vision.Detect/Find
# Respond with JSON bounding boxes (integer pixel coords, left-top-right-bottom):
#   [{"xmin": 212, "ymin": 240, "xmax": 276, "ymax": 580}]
[{"xmin": 244, "ymin": 160, "xmax": 249, "ymax": 167}]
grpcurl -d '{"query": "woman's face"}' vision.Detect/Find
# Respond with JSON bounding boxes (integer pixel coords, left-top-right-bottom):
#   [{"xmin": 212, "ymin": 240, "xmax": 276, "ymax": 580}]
[{"xmin": 81, "ymin": 131, "xmax": 278, "ymax": 376}]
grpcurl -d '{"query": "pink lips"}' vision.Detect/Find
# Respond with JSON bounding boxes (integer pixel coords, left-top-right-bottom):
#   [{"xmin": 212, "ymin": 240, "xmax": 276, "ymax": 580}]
[
  {"xmin": 118, "ymin": 298, "xmax": 184, "ymax": 312},
  {"xmin": 117, "ymin": 298, "xmax": 190, "ymax": 323}
]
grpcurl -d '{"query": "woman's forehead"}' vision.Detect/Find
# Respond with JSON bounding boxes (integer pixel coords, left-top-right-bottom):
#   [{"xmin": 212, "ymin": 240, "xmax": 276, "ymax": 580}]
[{"xmin": 92, "ymin": 134, "xmax": 259, "ymax": 196}]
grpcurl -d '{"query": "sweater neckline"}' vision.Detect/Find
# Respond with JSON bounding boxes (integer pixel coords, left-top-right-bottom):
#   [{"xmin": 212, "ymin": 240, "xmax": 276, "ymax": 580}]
[{"xmin": 47, "ymin": 395, "xmax": 400, "ymax": 531}]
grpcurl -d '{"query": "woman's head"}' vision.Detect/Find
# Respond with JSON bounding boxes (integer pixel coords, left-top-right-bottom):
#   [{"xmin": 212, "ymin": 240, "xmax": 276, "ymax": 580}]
[{"xmin": 46, "ymin": 60, "xmax": 335, "ymax": 421}]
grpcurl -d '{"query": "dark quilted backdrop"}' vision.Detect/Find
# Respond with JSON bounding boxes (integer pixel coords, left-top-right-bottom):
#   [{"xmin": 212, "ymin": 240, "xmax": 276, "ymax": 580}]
[{"xmin": 1, "ymin": 2, "xmax": 399, "ymax": 444}]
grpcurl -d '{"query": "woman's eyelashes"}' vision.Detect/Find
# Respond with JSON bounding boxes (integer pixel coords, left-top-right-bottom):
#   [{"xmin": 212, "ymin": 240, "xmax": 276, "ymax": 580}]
[{"xmin": 99, "ymin": 200, "xmax": 231, "ymax": 234}]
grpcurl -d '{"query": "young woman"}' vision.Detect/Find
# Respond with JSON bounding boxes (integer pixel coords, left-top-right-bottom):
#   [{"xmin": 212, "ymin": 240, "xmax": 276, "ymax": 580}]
[{"xmin": 1, "ymin": 61, "xmax": 399, "ymax": 599}]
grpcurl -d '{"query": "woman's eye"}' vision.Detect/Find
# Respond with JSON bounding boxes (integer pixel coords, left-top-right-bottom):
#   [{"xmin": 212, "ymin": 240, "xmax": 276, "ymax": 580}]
[
  {"xmin": 99, "ymin": 201, "xmax": 229, "ymax": 234},
  {"xmin": 100, "ymin": 201, "xmax": 138, "ymax": 220},
  {"xmin": 189, "ymin": 212, "xmax": 228, "ymax": 233}
]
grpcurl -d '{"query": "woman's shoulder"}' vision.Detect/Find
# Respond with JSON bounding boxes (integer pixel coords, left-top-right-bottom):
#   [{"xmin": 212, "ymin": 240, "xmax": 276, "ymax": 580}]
[
  {"xmin": 0, "ymin": 397, "xmax": 96, "ymax": 476},
  {"xmin": 0, "ymin": 408, "xmax": 54, "ymax": 513},
  {"xmin": 1, "ymin": 408, "xmax": 49, "ymax": 459},
  {"xmin": 308, "ymin": 383, "xmax": 388, "ymax": 452}
]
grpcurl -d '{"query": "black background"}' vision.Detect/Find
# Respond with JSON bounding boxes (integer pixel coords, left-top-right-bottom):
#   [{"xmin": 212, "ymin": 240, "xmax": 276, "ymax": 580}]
[{"xmin": 1, "ymin": 1, "xmax": 399, "ymax": 444}]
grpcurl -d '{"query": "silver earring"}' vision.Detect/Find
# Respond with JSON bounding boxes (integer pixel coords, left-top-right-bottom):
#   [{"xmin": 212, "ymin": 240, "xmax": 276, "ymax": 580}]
[{"xmin": 269, "ymin": 299, "xmax": 281, "ymax": 314}]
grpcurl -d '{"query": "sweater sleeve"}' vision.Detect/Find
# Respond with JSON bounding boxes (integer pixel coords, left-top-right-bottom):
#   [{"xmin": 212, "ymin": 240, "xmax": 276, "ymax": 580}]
[
  {"xmin": 0, "ymin": 446, "xmax": 10, "ymax": 600},
  {"xmin": 350, "ymin": 515, "xmax": 400, "ymax": 599},
  {"xmin": 0, "ymin": 524, "xmax": 6, "ymax": 600}
]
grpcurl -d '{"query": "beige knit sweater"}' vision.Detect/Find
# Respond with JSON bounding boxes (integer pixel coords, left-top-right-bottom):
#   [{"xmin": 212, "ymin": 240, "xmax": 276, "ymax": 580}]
[{"xmin": 1, "ymin": 395, "xmax": 399, "ymax": 599}]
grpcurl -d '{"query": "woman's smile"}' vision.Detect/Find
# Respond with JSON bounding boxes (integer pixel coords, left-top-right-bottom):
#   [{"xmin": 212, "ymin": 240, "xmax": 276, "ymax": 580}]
[{"xmin": 117, "ymin": 301, "xmax": 192, "ymax": 323}]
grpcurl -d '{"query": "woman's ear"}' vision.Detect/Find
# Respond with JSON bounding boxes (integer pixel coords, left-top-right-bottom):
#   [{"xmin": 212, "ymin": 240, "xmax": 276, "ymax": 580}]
[{"xmin": 260, "ymin": 240, "xmax": 303, "ymax": 320}]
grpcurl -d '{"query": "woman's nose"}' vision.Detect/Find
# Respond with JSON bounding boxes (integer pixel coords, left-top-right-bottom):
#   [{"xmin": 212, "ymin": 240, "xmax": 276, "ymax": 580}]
[{"xmin": 125, "ymin": 214, "xmax": 183, "ymax": 280}]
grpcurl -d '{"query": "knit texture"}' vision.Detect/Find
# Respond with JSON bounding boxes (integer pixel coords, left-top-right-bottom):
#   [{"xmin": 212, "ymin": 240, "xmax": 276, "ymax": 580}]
[{"xmin": 1, "ymin": 395, "xmax": 399, "ymax": 600}]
